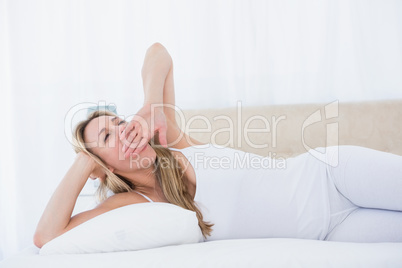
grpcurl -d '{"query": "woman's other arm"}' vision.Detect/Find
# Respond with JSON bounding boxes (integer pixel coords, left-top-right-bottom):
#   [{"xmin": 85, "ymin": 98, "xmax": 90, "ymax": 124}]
[
  {"xmin": 33, "ymin": 153, "xmax": 144, "ymax": 248},
  {"xmin": 33, "ymin": 152, "xmax": 95, "ymax": 247}
]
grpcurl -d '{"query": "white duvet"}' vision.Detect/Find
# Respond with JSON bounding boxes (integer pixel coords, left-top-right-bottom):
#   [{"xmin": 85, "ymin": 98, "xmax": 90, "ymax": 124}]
[{"xmin": 2, "ymin": 238, "xmax": 402, "ymax": 268}]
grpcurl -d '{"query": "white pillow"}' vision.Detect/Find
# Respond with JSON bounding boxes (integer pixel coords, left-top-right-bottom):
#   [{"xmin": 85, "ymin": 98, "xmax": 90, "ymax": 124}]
[{"xmin": 39, "ymin": 202, "xmax": 204, "ymax": 255}]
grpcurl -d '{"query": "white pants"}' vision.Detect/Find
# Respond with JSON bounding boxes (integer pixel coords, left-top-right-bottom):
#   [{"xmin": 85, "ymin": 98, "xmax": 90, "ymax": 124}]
[{"xmin": 321, "ymin": 145, "xmax": 402, "ymax": 242}]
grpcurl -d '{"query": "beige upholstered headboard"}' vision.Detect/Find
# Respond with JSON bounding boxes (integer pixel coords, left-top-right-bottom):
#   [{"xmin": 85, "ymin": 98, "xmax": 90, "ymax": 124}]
[{"xmin": 178, "ymin": 99, "xmax": 402, "ymax": 158}]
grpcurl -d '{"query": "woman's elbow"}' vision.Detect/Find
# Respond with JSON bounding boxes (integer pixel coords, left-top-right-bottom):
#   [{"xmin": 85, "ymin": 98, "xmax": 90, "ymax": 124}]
[
  {"xmin": 33, "ymin": 232, "xmax": 53, "ymax": 249},
  {"xmin": 148, "ymin": 42, "xmax": 166, "ymax": 52},
  {"xmin": 33, "ymin": 232, "xmax": 45, "ymax": 248},
  {"xmin": 142, "ymin": 42, "xmax": 172, "ymax": 76},
  {"xmin": 146, "ymin": 42, "xmax": 172, "ymax": 62}
]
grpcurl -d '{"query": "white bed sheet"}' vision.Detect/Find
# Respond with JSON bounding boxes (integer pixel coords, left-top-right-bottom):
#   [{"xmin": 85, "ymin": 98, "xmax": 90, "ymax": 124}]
[{"xmin": 1, "ymin": 238, "xmax": 402, "ymax": 268}]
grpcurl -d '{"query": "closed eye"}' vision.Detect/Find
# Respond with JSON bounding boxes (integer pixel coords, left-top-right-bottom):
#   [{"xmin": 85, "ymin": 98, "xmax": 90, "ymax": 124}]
[{"xmin": 104, "ymin": 120, "xmax": 126, "ymax": 142}]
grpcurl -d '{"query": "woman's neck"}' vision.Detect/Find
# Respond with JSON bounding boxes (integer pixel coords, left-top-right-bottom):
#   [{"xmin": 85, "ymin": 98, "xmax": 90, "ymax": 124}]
[{"xmin": 118, "ymin": 164, "xmax": 159, "ymax": 191}]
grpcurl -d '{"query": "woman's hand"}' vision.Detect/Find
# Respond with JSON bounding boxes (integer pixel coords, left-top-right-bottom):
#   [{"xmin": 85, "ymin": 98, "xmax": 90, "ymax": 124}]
[
  {"xmin": 120, "ymin": 103, "xmax": 168, "ymax": 158},
  {"xmin": 76, "ymin": 152, "xmax": 107, "ymax": 182}
]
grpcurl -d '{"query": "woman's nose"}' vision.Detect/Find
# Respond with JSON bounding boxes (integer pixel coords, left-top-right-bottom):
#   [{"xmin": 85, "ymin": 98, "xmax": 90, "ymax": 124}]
[{"xmin": 119, "ymin": 123, "xmax": 126, "ymax": 138}]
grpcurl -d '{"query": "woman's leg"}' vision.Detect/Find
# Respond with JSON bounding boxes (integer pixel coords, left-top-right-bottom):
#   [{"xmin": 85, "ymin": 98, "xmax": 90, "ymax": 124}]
[
  {"xmin": 326, "ymin": 145, "xmax": 402, "ymax": 211},
  {"xmin": 324, "ymin": 145, "xmax": 402, "ymax": 242},
  {"xmin": 325, "ymin": 208, "xmax": 402, "ymax": 242}
]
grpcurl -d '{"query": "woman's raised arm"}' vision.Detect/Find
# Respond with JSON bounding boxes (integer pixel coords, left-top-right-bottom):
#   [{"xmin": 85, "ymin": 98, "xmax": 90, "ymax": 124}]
[
  {"xmin": 120, "ymin": 43, "xmax": 204, "ymax": 156},
  {"xmin": 141, "ymin": 42, "xmax": 176, "ymax": 123}
]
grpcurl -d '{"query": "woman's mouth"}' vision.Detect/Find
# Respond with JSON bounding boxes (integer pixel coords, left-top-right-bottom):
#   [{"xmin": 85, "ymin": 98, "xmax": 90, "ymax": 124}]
[{"xmin": 139, "ymin": 144, "xmax": 147, "ymax": 153}]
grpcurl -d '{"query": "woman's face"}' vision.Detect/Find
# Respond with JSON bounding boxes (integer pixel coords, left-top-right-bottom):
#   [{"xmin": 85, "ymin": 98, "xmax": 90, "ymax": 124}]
[{"xmin": 83, "ymin": 115, "xmax": 156, "ymax": 173}]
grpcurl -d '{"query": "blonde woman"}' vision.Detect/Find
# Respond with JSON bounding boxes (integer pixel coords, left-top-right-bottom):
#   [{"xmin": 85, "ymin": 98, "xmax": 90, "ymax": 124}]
[{"xmin": 34, "ymin": 43, "xmax": 402, "ymax": 248}]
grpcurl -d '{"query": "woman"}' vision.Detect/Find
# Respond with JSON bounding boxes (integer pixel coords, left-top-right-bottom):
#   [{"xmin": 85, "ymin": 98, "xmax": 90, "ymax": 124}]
[{"xmin": 34, "ymin": 43, "xmax": 402, "ymax": 248}]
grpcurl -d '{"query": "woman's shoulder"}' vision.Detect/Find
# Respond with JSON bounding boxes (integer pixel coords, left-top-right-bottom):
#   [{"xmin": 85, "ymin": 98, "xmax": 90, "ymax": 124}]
[
  {"xmin": 168, "ymin": 135, "xmax": 207, "ymax": 151},
  {"xmin": 165, "ymin": 117, "xmax": 207, "ymax": 150},
  {"xmin": 101, "ymin": 191, "xmax": 151, "ymax": 208}
]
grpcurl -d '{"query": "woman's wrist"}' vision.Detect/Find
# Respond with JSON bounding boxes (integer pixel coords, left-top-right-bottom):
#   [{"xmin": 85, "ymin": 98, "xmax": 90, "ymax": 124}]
[
  {"xmin": 140, "ymin": 102, "xmax": 165, "ymax": 119},
  {"xmin": 75, "ymin": 152, "xmax": 96, "ymax": 173},
  {"xmin": 143, "ymin": 101, "xmax": 164, "ymax": 110}
]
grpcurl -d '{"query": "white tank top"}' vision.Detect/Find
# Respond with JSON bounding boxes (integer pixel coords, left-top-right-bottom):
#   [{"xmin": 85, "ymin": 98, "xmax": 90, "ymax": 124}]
[{"xmin": 170, "ymin": 143, "xmax": 330, "ymax": 241}]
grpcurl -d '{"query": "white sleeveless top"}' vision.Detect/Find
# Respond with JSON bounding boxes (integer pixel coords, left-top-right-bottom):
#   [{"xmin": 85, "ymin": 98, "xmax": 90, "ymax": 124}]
[{"xmin": 170, "ymin": 143, "xmax": 331, "ymax": 242}]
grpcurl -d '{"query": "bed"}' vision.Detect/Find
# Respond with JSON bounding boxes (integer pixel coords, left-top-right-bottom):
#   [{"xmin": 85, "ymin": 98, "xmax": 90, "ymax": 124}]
[
  {"xmin": 2, "ymin": 99, "xmax": 402, "ymax": 268},
  {"xmin": 2, "ymin": 238, "xmax": 402, "ymax": 268}
]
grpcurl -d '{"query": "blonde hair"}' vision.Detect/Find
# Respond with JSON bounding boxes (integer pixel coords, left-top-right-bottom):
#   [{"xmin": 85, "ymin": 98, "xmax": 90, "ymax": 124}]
[{"xmin": 72, "ymin": 109, "xmax": 214, "ymax": 239}]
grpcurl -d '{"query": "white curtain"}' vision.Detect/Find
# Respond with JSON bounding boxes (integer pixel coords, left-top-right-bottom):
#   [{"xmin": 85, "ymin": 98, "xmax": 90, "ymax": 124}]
[{"xmin": 1, "ymin": 0, "xmax": 401, "ymax": 260}]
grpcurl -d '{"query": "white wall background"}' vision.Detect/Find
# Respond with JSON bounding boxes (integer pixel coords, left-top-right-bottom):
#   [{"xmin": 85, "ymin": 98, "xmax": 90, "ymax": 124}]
[{"xmin": 1, "ymin": 0, "xmax": 401, "ymax": 261}]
